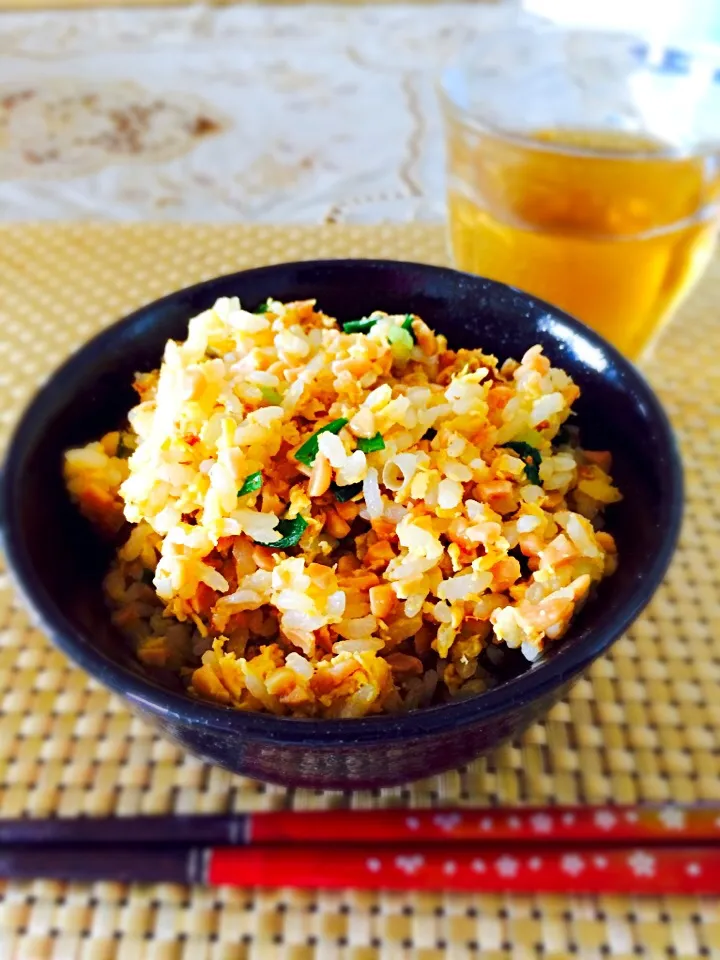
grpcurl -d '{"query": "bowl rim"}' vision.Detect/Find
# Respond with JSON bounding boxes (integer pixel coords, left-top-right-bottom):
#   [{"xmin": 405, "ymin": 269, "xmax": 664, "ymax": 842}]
[{"xmin": 1, "ymin": 259, "xmax": 683, "ymax": 745}]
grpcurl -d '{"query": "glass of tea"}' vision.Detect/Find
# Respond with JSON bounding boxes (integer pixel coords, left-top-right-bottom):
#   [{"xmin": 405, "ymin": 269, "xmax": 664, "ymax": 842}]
[{"xmin": 440, "ymin": 27, "xmax": 720, "ymax": 359}]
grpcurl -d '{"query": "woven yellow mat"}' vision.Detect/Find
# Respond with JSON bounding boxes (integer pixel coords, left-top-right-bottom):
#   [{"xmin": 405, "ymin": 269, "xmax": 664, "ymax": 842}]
[{"xmin": 0, "ymin": 222, "xmax": 719, "ymax": 959}]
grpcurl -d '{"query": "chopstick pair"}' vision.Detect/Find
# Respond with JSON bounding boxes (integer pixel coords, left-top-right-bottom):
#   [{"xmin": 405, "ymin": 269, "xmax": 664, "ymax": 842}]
[{"xmin": 0, "ymin": 806, "xmax": 718, "ymax": 894}]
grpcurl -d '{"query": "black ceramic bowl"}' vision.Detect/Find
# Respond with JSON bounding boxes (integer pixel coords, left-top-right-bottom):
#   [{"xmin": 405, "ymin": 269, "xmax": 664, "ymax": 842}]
[{"xmin": 2, "ymin": 260, "xmax": 682, "ymax": 788}]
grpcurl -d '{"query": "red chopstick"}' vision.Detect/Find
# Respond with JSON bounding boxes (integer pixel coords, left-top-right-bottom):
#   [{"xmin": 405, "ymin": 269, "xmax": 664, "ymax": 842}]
[
  {"xmin": 248, "ymin": 805, "xmax": 720, "ymax": 846},
  {"xmin": 1, "ymin": 843, "xmax": 718, "ymax": 894},
  {"xmin": 208, "ymin": 844, "xmax": 720, "ymax": 894},
  {"xmin": 1, "ymin": 805, "xmax": 718, "ymax": 847}
]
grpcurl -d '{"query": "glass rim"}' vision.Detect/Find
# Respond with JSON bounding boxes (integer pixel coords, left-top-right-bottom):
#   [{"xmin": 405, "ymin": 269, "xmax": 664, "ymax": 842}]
[
  {"xmin": 435, "ymin": 63, "xmax": 720, "ymax": 162},
  {"xmin": 437, "ymin": 78, "xmax": 717, "ymax": 162},
  {"xmin": 438, "ymin": 21, "xmax": 720, "ymax": 162}
]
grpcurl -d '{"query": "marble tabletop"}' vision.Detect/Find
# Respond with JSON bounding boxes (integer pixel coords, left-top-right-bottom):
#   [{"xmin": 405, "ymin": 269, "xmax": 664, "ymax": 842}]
[{"xmin": 0, "ymin": 4, "xmax": 514, "ymax": 223}]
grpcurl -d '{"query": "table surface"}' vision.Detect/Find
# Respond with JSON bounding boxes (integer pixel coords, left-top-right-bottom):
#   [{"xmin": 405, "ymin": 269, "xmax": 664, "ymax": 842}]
[
  {"xmin": 0, "ymin": 4, "xmax": 515, "ymax": 224},
  {"xmin": 0, "ymin": 221, "xmax": 719, "ymax": 960}
]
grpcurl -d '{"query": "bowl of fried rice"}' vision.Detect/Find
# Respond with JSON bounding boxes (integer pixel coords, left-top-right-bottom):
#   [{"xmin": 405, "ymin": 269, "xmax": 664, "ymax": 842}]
[{"xmin": 1, "ymin": 260, "xmax": 682, "ymax": 787}]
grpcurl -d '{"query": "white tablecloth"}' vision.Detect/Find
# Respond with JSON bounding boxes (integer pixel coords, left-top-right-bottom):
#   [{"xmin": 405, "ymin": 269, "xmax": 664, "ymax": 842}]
[{"xmin": 0, "ymin": 4, "xmax": 512, "ymax": 222}]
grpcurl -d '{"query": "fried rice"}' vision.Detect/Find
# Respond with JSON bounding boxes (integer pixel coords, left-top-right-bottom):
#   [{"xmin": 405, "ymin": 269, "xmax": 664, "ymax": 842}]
[{"xmin": 63, "ymin": 296, "xmax": 621, "ymax": 718}]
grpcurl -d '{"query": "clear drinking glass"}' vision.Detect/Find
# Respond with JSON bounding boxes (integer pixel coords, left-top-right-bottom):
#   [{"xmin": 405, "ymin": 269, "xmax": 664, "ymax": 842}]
[{"xmin": 440, "ymin": 27, "xmax": 720, "ymax": 359}]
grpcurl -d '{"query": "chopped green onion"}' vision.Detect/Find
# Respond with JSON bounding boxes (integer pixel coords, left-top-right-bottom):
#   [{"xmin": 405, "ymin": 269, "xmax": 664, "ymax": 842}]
[
  {"xmin": 259, "ymin": 385, "xmax": 282, "ymax": 405},
  {"xmin": 238, "ymin": 472, "xmax": 263, "ymax": 497},
  {"xmin": 357, "ymin": 433, "xmax": 385, "ymax": 454},
  {"xmin": 140, "ymin": 569, "xmax": 155, "ymax": 586},
  {"xmin": 401, "ymin": 314, "xmax": 416, "ymax": 338},
  {"xmin": 513, "ymin": 428, "xmax": 544, "ymax": 448},
  {"xmin": 502, "ymin": 441, "xmax": 542, "ymax": 486},
  {"xmin": 255, "ymin": 515, "xmax": 308, "ymax": 549},
  {"xmin": 342, "ymin": 316, "xmax": 378, "ymax": 335},
  {"xmin": 295, "ymin": 418, "xmax": 348, "ymax": 466},
  {"xmin": 387, "ymin": 324, "xmax": 414, "ymax": 352},
  {"xmin": 255, "ymin": 300, "xmax": 270, "ymax": 314},
  {"xmin": 331, "ymin": 481, "xmax": 363, "ymax": 502}
]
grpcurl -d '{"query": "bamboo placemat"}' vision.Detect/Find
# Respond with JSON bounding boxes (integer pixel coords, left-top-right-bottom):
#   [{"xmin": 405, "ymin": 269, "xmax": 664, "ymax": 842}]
[{"xmin": 0, "ymin": 222, "xmax": 719, "ymax": 959}]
